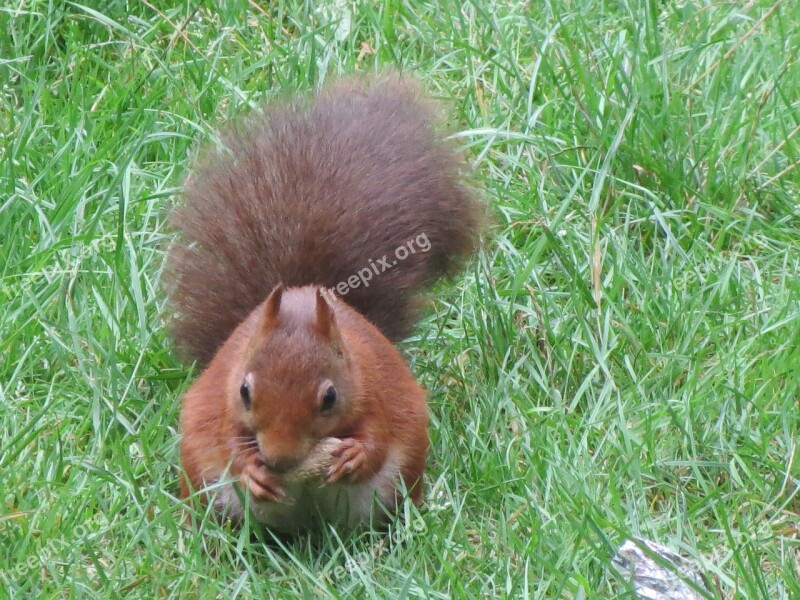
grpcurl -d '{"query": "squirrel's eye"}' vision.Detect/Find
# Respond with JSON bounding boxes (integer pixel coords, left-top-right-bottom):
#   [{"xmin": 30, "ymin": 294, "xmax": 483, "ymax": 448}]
[
  {"xmin": 320, "ymin": 385, "xmax": 337, "ymax": 412},
  {"xmin": 240, "ymin": 381, "xmax": 251, "ymax": 409}
]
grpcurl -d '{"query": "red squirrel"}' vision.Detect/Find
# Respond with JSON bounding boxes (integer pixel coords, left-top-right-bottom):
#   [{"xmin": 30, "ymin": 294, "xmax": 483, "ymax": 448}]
[{"xmin": 166, "ymin": 73, "xmax": 483, "ymax": 533}]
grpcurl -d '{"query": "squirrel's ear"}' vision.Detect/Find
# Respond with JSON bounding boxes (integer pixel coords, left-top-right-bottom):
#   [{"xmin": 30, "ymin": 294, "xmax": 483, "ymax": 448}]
[
  {"xmin": 315, "ymin": 288, "xmax": 340, "ymax": 344},
  {"xmin": 261, "ymin": 283, "xmax": 284, "ymax": 333}
]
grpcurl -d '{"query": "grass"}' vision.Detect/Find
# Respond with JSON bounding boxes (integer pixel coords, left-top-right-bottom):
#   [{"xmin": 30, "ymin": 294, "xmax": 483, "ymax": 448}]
[{"xmin": 1, "ymin": 0, "xmax": 798, "ymax": 597}]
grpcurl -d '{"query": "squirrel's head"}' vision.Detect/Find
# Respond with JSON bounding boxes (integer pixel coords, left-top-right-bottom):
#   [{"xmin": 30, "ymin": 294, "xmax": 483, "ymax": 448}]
[{"xmin": 230, "ymin": 284, "xmax": 358, "ymax": 474}]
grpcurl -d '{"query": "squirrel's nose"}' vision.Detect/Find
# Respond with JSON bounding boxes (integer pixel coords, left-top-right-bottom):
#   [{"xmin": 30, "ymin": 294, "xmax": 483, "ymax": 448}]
[{"xmin": 262, "ymin": 453, "xmax": 299, "ymax": 474}]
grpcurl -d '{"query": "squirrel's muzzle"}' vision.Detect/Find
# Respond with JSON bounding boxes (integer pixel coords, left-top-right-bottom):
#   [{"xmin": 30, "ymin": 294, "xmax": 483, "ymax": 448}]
[{"xmin": 261, "ymin": 453, "xmax": 301, "ymax": 475}]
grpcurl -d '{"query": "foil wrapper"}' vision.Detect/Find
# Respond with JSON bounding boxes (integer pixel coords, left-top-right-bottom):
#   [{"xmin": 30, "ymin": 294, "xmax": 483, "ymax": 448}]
[{"xmin": 612, "ymin": 538, "xmax": 711, "ymax": 599}]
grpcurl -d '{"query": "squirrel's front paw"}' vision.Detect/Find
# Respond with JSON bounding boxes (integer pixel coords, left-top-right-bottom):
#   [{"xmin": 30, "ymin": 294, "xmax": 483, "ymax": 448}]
[
  {"xmin": 239, "ymin": 460, "xmax": 288, "ymax": 503},
  {"xmin": 325, "ymin": 438, "xmax": 367, "ymax": 484}
]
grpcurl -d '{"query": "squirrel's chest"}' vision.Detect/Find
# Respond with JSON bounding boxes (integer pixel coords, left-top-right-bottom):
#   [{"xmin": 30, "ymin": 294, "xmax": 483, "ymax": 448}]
[{"xmin": 215, "ymin": 452, "xmax": 401, "ymax": 532}]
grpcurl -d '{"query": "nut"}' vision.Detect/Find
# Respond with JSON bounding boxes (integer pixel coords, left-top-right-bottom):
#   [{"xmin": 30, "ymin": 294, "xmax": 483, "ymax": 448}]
[{"xmin": 283, "ymin": 437, "xmax": 341, "ymax": 483}]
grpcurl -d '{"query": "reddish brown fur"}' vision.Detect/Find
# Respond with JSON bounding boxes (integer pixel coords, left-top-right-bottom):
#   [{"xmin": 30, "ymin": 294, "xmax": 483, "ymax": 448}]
[
  {"xmin": 180, "ymin": 286, "xmax": 428, "ymax": 510},
  {"xmin": 174, "ymin": 73, "xmax": 480, "ymax": 529},
  {"xmin": 165, "ymin": 73, "xmax": 484, "ymax": 366}
]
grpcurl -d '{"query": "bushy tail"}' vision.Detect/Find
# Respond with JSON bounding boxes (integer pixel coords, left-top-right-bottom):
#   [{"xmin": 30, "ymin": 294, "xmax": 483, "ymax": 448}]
[{"xmin": 165, "ymin": 73, "xmax": 484, "ymax": 365}]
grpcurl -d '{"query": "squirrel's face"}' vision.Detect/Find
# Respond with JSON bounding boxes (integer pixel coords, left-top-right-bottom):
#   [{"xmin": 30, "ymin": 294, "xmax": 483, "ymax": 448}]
[{"xmin": 230, "ymin": 285, "xmax": 357, "ymax": 474}]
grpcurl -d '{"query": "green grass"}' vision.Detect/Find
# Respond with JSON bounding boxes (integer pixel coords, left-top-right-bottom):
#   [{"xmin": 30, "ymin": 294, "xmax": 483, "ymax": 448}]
[{"xmin": 1, "ymin": 0, "xmax": 798, "ymax": 597}]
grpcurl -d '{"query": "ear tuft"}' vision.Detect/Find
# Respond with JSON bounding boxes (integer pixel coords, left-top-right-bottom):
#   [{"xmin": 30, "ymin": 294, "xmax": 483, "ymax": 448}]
[
  {"xmin": 261, "ymin": 283, "xmax": 284, "ymax": 333},
  {"xmin": 315, "ymin": 288, "xmax": 335, "ymax": 339}
]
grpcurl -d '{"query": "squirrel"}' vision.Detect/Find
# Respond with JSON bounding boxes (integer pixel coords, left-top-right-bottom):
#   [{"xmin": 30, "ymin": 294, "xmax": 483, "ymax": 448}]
[{"xmin": 166, "ymin": 73, "xmax": 483, "ymax": 533}]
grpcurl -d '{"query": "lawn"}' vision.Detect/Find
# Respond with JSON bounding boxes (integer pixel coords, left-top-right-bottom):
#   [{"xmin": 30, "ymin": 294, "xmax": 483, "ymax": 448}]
[{"xmin": 1, "ymin": 0, "xmax": 798, "ymax": 597}]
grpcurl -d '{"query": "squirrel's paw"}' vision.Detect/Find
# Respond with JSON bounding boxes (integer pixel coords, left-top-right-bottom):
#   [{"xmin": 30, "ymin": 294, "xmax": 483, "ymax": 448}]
[
  {"xmin": 325, "ymin": 438, "xmax": 367, "ymax": 484},
  {"xmin": 240, "ymin": 460, "xmax": 288, "ymax": 504}
]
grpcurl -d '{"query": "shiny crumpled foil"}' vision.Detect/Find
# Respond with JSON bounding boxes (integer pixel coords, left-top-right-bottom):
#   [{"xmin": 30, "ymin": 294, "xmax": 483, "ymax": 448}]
[{"xmin": 612, "ymin": 538, "xmax": 711, "ymax": 599}]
